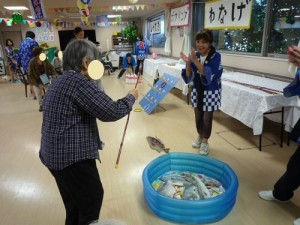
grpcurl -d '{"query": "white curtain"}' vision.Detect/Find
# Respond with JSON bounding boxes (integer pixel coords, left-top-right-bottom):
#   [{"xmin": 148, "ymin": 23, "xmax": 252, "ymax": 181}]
[
  {"xmin": 181, "ymin": 23, "xmax": 191, "ymax": 55},
  {"xmin": 164, "ymin": 9, "xmax": 171, "ymax": 54}
]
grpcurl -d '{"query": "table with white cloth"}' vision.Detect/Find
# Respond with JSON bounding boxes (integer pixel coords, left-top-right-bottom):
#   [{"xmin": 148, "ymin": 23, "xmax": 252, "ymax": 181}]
[
  {"xmin": 220, "ymin": 71, "xmax": 300, "ymax": 150},
  {"xmin": 143, "ymin": 58, "xmax": 179, "ymax": 84},
  {"xmin": 157, "ymin": 63, "xmax": 187, "ymax": 93}
]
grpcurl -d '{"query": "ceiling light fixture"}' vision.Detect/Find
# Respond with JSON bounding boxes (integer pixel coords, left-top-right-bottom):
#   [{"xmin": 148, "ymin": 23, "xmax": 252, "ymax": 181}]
[
  {"xmin": 4, "ymin": 6, "xmax": 29, "ymax": 10},
  {"xmin": 128, "ymin": 0, "xmax": 138, "ymax": 4},
  {"xmin": 107, "ymin": 15, "xmax": 122, "ymax": 18}
]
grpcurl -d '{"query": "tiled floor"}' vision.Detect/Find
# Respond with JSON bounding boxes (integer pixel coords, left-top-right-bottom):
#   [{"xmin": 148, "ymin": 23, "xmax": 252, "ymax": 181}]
[{"xmin": 0, "ymin": 73, "xmax": 299, "ymax": 225}]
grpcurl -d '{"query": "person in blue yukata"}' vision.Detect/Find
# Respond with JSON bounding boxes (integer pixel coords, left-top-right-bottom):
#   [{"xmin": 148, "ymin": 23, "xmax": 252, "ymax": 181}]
[
  {"xmin": 259, "ymin": 45, "xmax": 300, "ymax": 225},
  {"xmin": 117, "ymin": 53, "xmax": 137, "ymax": 79},
  {"xmin": 39, "ymin": 39, "xmax": 138, "ymax": 225},
  {"xmin": 180, "ymin": 29, "xmax": 223, "ymax": 155},
  {"xmin": 134, "ymin": 34, "xmax": 149, "ymax": 75},
  {"xmin": 17, "ymin": 31, "xmax": 39, "ymax": 75}
]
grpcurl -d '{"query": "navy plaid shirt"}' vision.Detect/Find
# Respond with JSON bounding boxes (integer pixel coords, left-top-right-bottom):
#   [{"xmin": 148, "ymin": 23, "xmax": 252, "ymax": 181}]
[{"xmin": 39, "ymin": 70, "xmax": 136, "ymax": 170}]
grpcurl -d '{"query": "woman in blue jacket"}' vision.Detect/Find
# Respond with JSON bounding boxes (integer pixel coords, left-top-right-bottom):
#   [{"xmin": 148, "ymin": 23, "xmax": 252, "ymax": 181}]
[
  {"xmin": 117, "ymin": 53, "xmax": 137, "ymax": 79},
  {"xmin": 181, "ymin": 29, "xmax": 223, "ymax": 155}
]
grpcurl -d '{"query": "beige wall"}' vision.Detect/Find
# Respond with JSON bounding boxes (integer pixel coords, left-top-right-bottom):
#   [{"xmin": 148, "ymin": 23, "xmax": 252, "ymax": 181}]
[
  {"xmin": 221, "ymin": 53, "xmax": 295, "ymax": 78},
  {"xmin": 0, "ymin": 19, "xmax": 142, "ymax": 53}
]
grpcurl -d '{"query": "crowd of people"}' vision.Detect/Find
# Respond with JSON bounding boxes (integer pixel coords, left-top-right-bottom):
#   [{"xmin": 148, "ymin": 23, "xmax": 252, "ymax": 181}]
[{"xmin": 3, "ymin": 25, "xmax": 300, "ymax": 225}]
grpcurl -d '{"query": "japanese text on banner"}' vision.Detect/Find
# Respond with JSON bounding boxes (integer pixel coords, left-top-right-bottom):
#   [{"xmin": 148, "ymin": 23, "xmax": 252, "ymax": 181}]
[
  {"xmin": 170, "ymin": 3, "xmax": 190, "ymax": 27},
  {"xmin": 29, "ymin": 0, "xmax": 46, "ymax": 19},
  {"xmin": 150, "ymin": 19, "xmax": 161, "ymax": 34},
  {"xmin": 205, "ymin": 0, "xmax": 253, "ymax": 29}
]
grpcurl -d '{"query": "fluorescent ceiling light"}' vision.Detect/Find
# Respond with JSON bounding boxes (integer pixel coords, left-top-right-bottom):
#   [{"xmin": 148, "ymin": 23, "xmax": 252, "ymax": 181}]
[
  {"xmin": 27, "ymin": 16, "xmax": 34, "ymax": 19},
  {"xmin": 4, "ymin": 6, "xmax": 29, "ymax": 10},
  {"xmin": 107, "ymin": 15, "xmax": 122, "ymax": 18}
]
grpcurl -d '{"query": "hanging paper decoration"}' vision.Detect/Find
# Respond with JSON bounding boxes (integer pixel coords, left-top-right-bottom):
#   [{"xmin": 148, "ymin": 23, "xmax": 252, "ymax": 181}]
[
  {"xmin": 81, "ymin": 16, "xmax": 88, "ymax": 24},
  {"xmin": 11, "ymin": 12, "xmax": 23, "ymax": 24},
  {"xmin": 76, "ymin": 0, "xmax": 91, "ymax": 24},
  {"xmin": 54, "ymin": 18, "xmax": 60, "ymax": 29},
  {"xmin": 77, "ymin": 0, "xmax": 88, "ymax": 10},
  {"xmin": 28, "ymin": 0, "xmax": 46, "ymax": 19},
  {"xmin": 80, "ymin": 0, "xmax": 92, "ymax": 4},
  {"xmin": 35, "ymin": 21, "xmax": 42, "ymax": 27},
  {"xmin": 79, "ymin": 8, "xmax": 89, "ymax": 17},
  {"xmin": 115, "ymin": 17, "xmax": 122, "ymax": 23},
  {"xmin": 6, "ymin": 18, "xmax": 13, "ymax": 26}
]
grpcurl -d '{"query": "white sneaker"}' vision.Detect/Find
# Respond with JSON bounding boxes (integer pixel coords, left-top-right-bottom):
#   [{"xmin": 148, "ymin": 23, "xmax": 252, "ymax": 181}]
[
  {"xmin": 294, "ymin": 218, "xmax": 300, "ymax": 225},
  {"xmin": 89, "ymin": 219, "xmax": 127, "ymax": 225},
  {"xmin": 192, "ymin": 136, "xmax": 202, "ymax": 148},
  {"xmin": 258, "ymin": 190, "xmax": 289, "ymax": 203},
  {"xmin": 199, "ymin": 143, "xmax": 209, "ymax": 155}
]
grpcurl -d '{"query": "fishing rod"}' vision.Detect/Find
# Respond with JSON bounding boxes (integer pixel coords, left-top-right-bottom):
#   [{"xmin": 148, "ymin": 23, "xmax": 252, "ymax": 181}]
[
  {"xmin": 222, "ymin": 78, "xmax": 283, "ymax": 95},
  {"xmin": 115, "ymin": 70, "xmax": 141, "ymax": 168}
]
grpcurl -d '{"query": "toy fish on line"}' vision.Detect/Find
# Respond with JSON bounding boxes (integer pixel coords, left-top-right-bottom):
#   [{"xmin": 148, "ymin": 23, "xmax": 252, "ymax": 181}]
[{"xmin": 146, "ymin": 136, "xmax": 170, "ymax": 153}]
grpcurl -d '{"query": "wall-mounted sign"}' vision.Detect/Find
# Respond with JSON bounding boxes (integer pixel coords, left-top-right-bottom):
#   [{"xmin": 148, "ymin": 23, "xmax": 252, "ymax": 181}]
[
  {"xmin": 150, "ymin": 19, "xmax": 161, "ymax": 34},
  {"xmin": 29, "ymin": 0, "xmax": 46, "ymax": 19},
  {"xmin": 205, "ymin": 0, "xmax": 253, "ymax": 30},
  {"xmin": 170, "ymin": 3, "xmax": 190, "ymax": 27},
  {"xmin": 96, "ymin": 15, "xmax": 108, "ymax": 27}
]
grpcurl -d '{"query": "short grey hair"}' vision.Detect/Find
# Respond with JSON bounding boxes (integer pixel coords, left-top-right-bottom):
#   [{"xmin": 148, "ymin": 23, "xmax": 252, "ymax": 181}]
[{"xmin": 63, "ymin": 39, "xmax": 100, "ymax": 72}]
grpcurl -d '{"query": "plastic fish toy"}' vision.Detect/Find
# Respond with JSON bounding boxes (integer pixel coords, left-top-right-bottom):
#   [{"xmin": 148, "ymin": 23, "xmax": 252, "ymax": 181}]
[
  {"xmin": 146, "ymin": 136, "xmax": 170, "ymax": 153},
  {"xmin": 191, "ymin": 175, "xmax": 211, "ymax": 199}
]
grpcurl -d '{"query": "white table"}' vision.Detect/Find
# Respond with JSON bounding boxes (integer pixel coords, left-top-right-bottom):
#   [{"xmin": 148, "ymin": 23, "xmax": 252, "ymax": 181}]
[
  {"xmin": 220, "ymin": 71, "xmax": 300, "ymax": 149},
  {"xmin": 143, "ymin": 58, "xmax": 178, "ymax": 83}
]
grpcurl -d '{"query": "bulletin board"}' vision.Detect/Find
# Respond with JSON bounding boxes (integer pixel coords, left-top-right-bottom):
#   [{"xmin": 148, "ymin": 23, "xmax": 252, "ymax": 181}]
[{"xmin": 139, "ymin": 73, "xmax": 179, "ymax": 114}]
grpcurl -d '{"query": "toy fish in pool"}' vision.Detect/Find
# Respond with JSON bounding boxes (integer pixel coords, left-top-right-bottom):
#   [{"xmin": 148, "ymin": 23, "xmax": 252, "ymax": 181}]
[
  {"xmin": 185, "ymin": 175, "xmax": 211, "ymax": 199},
  {"xmin": 146, "ymin": 136, "xmax": 170, "ymax": 153}
]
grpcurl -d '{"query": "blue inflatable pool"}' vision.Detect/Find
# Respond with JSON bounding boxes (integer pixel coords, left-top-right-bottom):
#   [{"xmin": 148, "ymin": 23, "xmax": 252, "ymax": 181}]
[{"xmin": 142, "ymin": 153, "xmax": 239, "ymax": 224}]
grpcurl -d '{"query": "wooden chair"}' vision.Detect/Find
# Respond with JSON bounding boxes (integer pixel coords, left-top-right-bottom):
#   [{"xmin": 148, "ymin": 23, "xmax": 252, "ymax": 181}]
[{"xmin": 15, "ymin": 66, "xmax": 31, "ymax": 97}]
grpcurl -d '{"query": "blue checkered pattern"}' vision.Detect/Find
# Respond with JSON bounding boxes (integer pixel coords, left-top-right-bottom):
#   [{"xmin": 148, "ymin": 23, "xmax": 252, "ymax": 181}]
[
  {"xmin": 39, "ymin": 70, "xmax": 136, "ymax": 170},
  {"xmin": 190, "ymin": 88, "xmax": 221, "ymax": 111},
  {"xmin": 203, "ymin": 89, "xmax": 221, "ymax": 111}
]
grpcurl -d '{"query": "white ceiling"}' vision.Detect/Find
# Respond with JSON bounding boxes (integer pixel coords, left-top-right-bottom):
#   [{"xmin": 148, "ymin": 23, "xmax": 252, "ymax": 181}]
[{"xmin": 0, "ymin": 0, "xmax": 180, "ymax": 22}]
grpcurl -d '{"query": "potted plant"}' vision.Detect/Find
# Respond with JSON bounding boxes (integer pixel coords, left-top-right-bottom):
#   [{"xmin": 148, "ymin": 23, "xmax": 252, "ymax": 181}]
[{"xmin": 121, "ymin": 21, "xmax": 139, "ymax": 44}]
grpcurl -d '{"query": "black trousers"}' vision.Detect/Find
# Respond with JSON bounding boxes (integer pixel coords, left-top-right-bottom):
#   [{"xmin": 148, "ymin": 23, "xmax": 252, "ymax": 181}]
[
  {"xmin": 135, "ymin": 59, "xmax": 144, "ymax": 75},
  {"xmin": 50, "ymin": 159, "xmax": 104, "ymax": 225},
  {"xmin": 273, "ymin": 145, "xmax": 300, "ymax": 201},
  {"xmin": 118, "ymin": 64, "xmax": 134, "ymax": 78},
  {"xmin": 194, "ymin": 108, "xmax": 213, "ymax": 140}
]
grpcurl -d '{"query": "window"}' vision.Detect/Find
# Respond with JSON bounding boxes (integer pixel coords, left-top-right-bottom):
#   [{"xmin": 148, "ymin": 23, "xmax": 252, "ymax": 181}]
[
  {"xmin": 146, "ymin": 13, "xmax": 166, "ymax": 48},
  {"xmin": 268, "ymin": 0, "xmax": 300, "ymax": 55},
  {"xmin": 215, "ymin": 0, "xmax": 267, "ymax": 53},
  {"xmin": 192, "ymin": 0, "xmax": 300, "ymax": 57}
]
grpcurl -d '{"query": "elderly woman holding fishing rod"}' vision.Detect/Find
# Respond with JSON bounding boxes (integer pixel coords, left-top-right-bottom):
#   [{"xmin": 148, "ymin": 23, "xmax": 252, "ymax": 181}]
[{"xmin": 39, "ymin": 39, "xmax": 138, "ymax": 225}]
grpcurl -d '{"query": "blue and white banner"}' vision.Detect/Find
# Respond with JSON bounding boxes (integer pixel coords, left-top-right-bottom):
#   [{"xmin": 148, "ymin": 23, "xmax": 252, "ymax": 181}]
[{"xmin": 28, "ymin": 0, "xmax": 46, "ymax": 19}]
